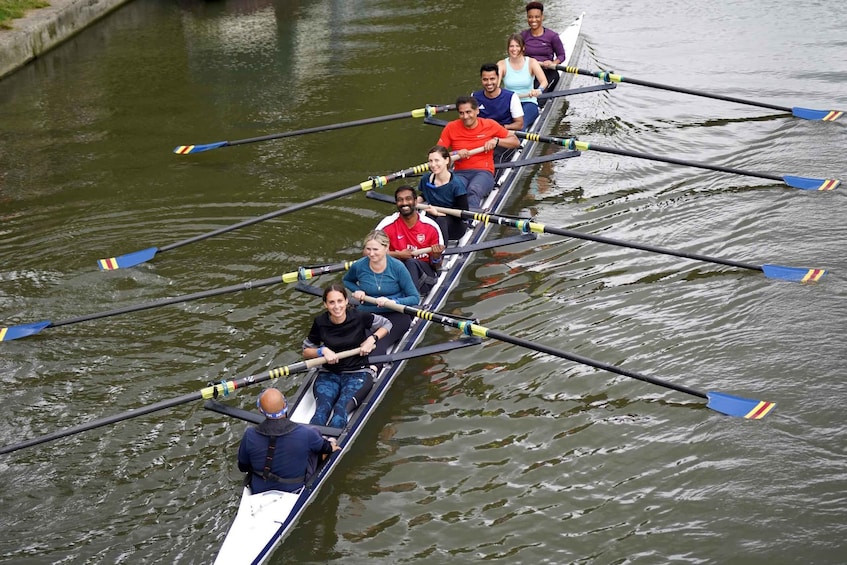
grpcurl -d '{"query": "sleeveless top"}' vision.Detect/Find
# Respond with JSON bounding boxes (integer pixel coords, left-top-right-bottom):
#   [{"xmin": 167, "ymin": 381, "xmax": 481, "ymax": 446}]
[{"xmin": 503, "ymin": 57, "xmax": 537, "ymax": 106}]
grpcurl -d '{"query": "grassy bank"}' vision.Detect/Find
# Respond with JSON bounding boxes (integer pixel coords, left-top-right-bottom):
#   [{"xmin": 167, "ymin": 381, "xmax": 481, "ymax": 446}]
[{"xmin": 0, "ymin": 0, "xmax": 50, "ymax": 29}]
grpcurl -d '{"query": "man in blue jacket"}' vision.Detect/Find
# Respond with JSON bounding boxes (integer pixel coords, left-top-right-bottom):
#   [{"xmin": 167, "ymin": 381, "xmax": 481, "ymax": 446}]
[{"xmin": 238, "ymin": 388, "xmax": 340, "ymax": 493}]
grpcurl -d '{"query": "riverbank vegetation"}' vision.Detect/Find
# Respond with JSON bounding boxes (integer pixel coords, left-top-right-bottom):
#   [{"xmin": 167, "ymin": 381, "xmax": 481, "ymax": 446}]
[{"xmin": 0, "ymin": 0, "xmax": 49, "ymax": 29}]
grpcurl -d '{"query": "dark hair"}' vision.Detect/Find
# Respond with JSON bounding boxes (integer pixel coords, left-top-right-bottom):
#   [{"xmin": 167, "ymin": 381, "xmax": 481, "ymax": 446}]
[
  {"xmin": 479, "ymin": 62, "xmax": 499, "ymax": 76},
  {"xmin": 394, "ymin": 184, "xmax": 417, "ymax": 200},
  {"xmin": 455, "ymin": 95, "xmax": 478, "ymax": 109},
  {"xmin": 322, "ymin": 283, "xmax": 348, "ymax": 303},
  {"xmin": 526, "ymin": 1, "xmax": 544, "ymax": 13},
  {"xmin": 427, "ymin": 145, "xmax": 451, "ymax": 161}
]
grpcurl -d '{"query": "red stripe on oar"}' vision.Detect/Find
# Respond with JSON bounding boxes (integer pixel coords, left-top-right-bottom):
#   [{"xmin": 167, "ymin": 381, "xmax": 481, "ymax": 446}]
[
  {"xmin": 819, "ymin": 179, "xmax": 840, "ymax": 191},
  {"xmin": 802, "ymin": 269, "xmax": 825, "ymax": 283},
  {"xmin": 98, "ymin": 257, "xmax": 119, "ymax": 270},
  {"xmin": 746, "ymin": 401, "xmax": 775, "ymax": 419},
  {"xmin": 823, "ymin": 111, "xmax": 843, "ymax": 122},
  {"xmin": 175, "ymin": 146, "xmax": 193, "ymax": 154}
]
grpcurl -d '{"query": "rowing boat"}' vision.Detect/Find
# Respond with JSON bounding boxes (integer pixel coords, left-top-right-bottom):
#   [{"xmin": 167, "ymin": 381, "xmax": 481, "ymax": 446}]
[{"xmin": 212, "ymin": 13, "xmax": 586, "ymax": 564}]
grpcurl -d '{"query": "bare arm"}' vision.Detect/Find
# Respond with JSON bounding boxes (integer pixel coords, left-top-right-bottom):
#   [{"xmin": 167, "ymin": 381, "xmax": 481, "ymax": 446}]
[{"xmin": 529, "ymin": 58, "xmax": 549, "ymax": 91}]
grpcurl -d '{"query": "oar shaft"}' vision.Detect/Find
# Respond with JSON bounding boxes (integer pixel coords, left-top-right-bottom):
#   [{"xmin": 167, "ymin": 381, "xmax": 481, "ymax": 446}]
[
  {"xmin": 589, "ymin": 141, "xmax": 782, "ymax": 181},
  {"xmin": 364, "ymin": 297, "xmax": 707, "ymax": 400},
  {"xmin": 482, "ymin": 327, "xmax": 707, "ymax": 399},
  {"xmin": 437, "ymin": 207, "xmax": 763, "ymax": 273},
  {"xmin": 558, "ymin": 66, "xmax": 792, "ymax": 113},
  {"xmin": 227, "ymin": 106, "xmax": 454, "ymax": 147},
  {"xmin": 52, "ymin": 264, "xmax": 352, "ymax": 329},
  {"xmin": 50, "ymin": 277, "xmax": 284, "ymax": 328},
  {"xmin": 0, "ymin": 392, "xmax": 202, "ymax": 454},
  {"xmin": 138, "ymin": 155, "xmax": 461, "ymax": 258},
  {"xmin": 516, "ymin": 131, "xmax": 784, "ymax": 183},
  {"xmin": 159, "ymin": 186, "xmax": 365, "ymax": 253},
  {"xmin": 0, "ymin": 352, "xmax": 358, "ymax": 455},
  {"xmin": 175, "ymin": 104, "xmax": 457, "ymax": 153}
]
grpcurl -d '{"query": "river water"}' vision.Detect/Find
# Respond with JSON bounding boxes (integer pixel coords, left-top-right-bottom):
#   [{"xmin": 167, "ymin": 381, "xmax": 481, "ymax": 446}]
[{"xmin": 1, "ymin": 0, "xmax": 845, "ymax": 563}]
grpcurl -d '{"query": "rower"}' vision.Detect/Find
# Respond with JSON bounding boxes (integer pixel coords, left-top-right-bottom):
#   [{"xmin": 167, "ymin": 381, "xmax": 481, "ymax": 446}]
[
  {"xmin": 435, "ymin": 95, "xmax": 520, "ymax": 209},
  {"xmin": 237, "ymin": 388, "xmax": 339, "ymax": 494},
  {"xmin": 416, "ymin": 145, "xmax": 470, "ymax": 241},
  {"xmin": 472, "ymin": 63, "xmax": 524, "ymax": 132},
  {"xmin": 375, "ymin": 185, "xmax": 445, "ymax": 295}
]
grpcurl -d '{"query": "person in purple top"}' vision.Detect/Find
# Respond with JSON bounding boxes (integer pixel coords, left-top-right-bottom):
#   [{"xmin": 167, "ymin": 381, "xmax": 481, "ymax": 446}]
[{"xmin": 520, "ymin": 2, "xmax": 565, "ymax": 91}]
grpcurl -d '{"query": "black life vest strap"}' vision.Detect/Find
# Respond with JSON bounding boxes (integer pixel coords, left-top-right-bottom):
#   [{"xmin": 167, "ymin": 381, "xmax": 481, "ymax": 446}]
[{"xmin": 257, "ymin": 435, "xmax": 305, "ymax": 484}]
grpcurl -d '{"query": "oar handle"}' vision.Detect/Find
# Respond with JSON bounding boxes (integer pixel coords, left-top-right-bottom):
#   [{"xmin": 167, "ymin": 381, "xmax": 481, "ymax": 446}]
[{"xmin": 448, "ymin": 145, "xmax": 488, "ymax": 163}]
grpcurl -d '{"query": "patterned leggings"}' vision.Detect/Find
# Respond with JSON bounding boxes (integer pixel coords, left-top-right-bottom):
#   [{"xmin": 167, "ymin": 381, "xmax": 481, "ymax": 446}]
[{"xmin": 310, "ymin": 370, "xmax": 368, "ymax": 429}]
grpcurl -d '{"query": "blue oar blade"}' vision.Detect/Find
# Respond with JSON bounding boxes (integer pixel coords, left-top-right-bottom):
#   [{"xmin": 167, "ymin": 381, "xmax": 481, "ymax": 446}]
[
  {"xmin": 97, "ymin": 247, "xmax": 159, "ymax": 270},
  {"xmin": 761, "ymin": 264, "xmax": 826, "ymax": 283},
  {"xmin": 783, "ymin": 175, "xmax": 840, "ymax": 191},
  {"xmin": 173, "ymin": 141, "xmax": 228, "ymax": 154},
  {"xmin": 791, "ymin": 107, "xmax": 844, "ymax": 121},
  {"xmin": 0, "ymin": 321, "xmax": 52, "ymax": 342},
  {"xmin": 706, "ymin": 391, "xmax": 775, "ymax": 419}
]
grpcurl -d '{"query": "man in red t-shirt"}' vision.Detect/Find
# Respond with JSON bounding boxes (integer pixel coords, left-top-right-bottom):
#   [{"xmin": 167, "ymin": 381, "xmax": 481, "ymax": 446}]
[
  {"xmin": 437, "ymin": 95, "xmax": 520, "ymax": 209},
  {"xmin": 375, "ymin": 185, "xmax": 445, "ymax": 295}
]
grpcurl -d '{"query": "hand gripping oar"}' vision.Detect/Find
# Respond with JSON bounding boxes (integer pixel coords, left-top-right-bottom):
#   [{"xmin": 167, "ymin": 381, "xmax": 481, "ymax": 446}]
[
  {"xmin": 557, "ymin": 65, "xmax": 844, "ymax": 122},
  {"xmin": 0, "ymin": 337, "xmax": 482, "ymax": 455},
  {"xmin": 363, "ymin": 296, "xmax": 775, "ymax": 420},
  {"xmin": 425, "ymin": 205, "xmax": 827, "ymax": 284},
  {"xmin": 514, "ymin": 130, "xmax": 840, "ymax": 191},
  {"xmin": 0, "ymin": 263, "xmax": 353, "ymax": 342},
  {"xmin": 173, "ymin": 104, "xmax": 456, "ymax": 155},
  {"xmin": 97, "ymin": 147, "xmax": 488, "ymax": 270}
]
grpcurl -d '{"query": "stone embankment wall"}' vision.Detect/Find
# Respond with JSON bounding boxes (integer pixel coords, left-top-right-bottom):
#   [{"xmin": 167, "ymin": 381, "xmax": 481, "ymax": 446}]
[{"xmin": 0, "ymin": 0, "xmax": 133, "ymax": 79}]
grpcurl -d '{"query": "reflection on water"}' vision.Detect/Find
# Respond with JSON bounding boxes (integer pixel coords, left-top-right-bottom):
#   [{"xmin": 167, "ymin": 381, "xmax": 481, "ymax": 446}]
[{"xmin": 1, "ymin": 0, "xmax": 846, "ymax": 563}]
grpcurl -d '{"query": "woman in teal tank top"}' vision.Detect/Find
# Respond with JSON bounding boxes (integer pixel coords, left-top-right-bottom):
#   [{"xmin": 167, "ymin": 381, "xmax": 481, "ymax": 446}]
[{"xmin": 498, "ymin": 33, "xmax": 548, "ymax": 130}]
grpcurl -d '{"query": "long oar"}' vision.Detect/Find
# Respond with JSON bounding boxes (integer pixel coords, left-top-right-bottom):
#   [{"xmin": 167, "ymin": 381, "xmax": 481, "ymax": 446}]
[
  {"xmin": 172, "ymin": 85, "xmax": 616, "ymax": 156},
  {"xmin": 0, "ymin": 263, "xmax": 352, "ymax": 343},
  {"xmin": 10, "ymin": 235, "xmax": 534, "ymax": 342},
  {"xmin": 558, "ymin": 65, "xmax": 844, "ymax": 122},
  {"xmin": 173, "ymin": 104, "xmax": 456, "ymax": 155},
  {"xmin": 365, "ymin": 296, "xmax": 775, "ymax": 419},
  {"xmin": 0, "ymin": 338, "xmax": 482, "ymax": 455},
  {"xmin": 422, "ymin": 117, "xmax": 839, "ymax": 191},
  {"xmin": 0, "ymin": 351, "xmax": 356, "ymax": 455},
  {"xmin": 426, "ymin": 206, "xmax": 826, "ymax": 283},
  {"xmin": 97, "ymin": 147, "xmax": 487, "ymax": 271},
  {"xmin": 515, "ymin": 130, "xmax": 840, "ymax": 191}
]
